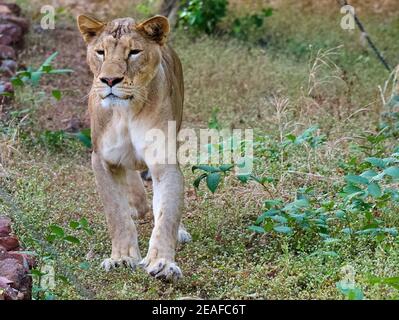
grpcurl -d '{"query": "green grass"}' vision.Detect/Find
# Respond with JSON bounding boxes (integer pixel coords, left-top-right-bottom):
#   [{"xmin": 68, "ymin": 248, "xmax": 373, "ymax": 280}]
[{"xmin": 1, "ymin": 2, "xmax": 399, "ymax": 300}]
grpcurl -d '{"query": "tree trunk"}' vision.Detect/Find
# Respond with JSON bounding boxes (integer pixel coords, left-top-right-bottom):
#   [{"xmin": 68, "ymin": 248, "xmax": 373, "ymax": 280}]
[{"xmin": 158, "ymin": 0, "xmax": 180, "ymax": 27}]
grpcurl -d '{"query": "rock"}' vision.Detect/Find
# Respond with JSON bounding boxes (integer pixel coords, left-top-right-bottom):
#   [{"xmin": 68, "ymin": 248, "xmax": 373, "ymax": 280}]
[
  {"xmin": 0, "ymin": 235, "xmax": 19, "ymax": 251},
  {"xmin": 0, "ymin": 44, "xmax": 16, "ymax": 59},
  {"xmin": 0, "ymin": 217, "xmax": 11, "ymax": 237},
  {"xmin": 0, "ymin": 23, "xmax": 23, "ymax": 45},
  {"xmin": 0, "ymin": 216, "xmax": 34, "ymax": 300},
  {"xmin": 0, "ymin": 15, "xmax": 29, "ymax": 32},
  {"xmin": 0, "ymin": 3, "xmax": 21, "ymax": 16},
  {"xmin": 0, "ymin": 5, "xmax": 11, "ymax": 15},
  {"xmin": 0, "ymin": 258, "xmax": 31, "ymax": 300},
  {"xmin": 0, "ymin": 80, "xmax": 13, "ymax": 93},
  {"xmin": 0, "ymin": 258, "xmax": 26, "ymax": 288},
  {"xmin": 7, "ymin": 251, "xmax": 36, "ymax": 269},
  {"xmin": 0, "ymin": 59, "xmax": 17, "ymax": 76}
]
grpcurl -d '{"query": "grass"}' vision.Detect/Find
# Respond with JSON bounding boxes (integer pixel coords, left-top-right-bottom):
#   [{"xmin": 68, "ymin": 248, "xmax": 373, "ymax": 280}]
[{"xmin": 1, "ymin": 1, "xmax": 399, "ymax": 299}]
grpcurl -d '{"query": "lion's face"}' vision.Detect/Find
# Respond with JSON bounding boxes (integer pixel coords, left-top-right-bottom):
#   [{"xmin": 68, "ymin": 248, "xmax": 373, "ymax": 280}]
[{"xmin": 78, "ymin": 15, "xmax": 170, "ymax": 108}]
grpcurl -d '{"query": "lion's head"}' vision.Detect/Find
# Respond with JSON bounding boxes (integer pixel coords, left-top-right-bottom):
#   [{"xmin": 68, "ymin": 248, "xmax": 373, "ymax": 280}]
[{"xmin": 77, "ymin": 15, "xmax": 170, "ymax": 108}]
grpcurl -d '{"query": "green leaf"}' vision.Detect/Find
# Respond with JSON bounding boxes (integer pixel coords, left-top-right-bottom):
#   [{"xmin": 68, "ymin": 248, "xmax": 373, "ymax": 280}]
[
  {"xmin": 30, "ymin": 269, "xmax": 47, "ymax": 277},
  {"xmin": 365, "ymin": 157, "xmax": 386, "ymax": 169},
  {"xmin": 206, "ymin": 172, "xmax": 221, "ymax": 193},
  {"xmin": 0, "ymin": 92, "xmax": 14, "ymax": 97},
  {"xmin": 367, "ymin": 182, "xmax": 382, "ymax": 198},
  {"xmin": 79, "ymin": 217, "xmax": 89, "ymax": 227},
  {"xmin": 42, "ymin": 65, "xmax": 53, "ymax": 73},
  {"xmin": 271, "ymin": 215, "xmax": 288, "ymax": 224},
  {"xmin": 273, "ymin": 225, "xmax": 292, "ymax": 234},
  {"xmin": 192, "ymin": 165, "xmax": 220, "ymax": 173},
  {"xmin": 41, "ymin": 51, "xmax": 58, "ymax": 67},
  {"xmin": 236, "ymin": 174, "xmax": 250, "ymax": 183},
  {"xmin": 46, "ymin": 234, "xmax": 56, "ymax": 243},
  {"xmin": 83, "ymin": 227, "xmax": 95, "ymax": 236},
  {"xmin": 75, "ymin": 129, "xmax": 92, "ymax": 148},
  {"xmin": 79, "ymin": 262, "xmax": 90, "ymax": 270},
  {"xmin": 335, "ymin": 210, "xmax": 346, "ymax": 219},
  {"xmin": 219, "ymin": 164, "xmax": 234, "ymax": 172},
  {"xmin": 193, "ymin": 173, "xmax": 207, "ymax": 189},
  {"xmin": 11, "ymin": 77, "xmax": 24, "ymax": 87},
  {"xmin": 283, "ymin": 198, "xmax": 309, "ymax": 211},
  {"xmin": 48, "ymin": 68, "xmax": 74, "ymax": 74},
  {"xmin": 63, "ymin": 236, "xmax": 80, "ymax": 244},
  {"xmin": 368, "ymin": 275, "xmax": 399, "ymax": 289},
  {"xmin": 52, "ymin": 90, "xmax": 62, "ymax": 101},
  {"xmin": 49, "ymin": 225, "xmax": 65, "ymax": 237},
  {"xmin": 345, "ymin": 174, "xmax": 369, "ymax": 185},
  {"xmin": 69, "ymin": 221, "xmax": 80, "ymax": 230},
  {"xmin": 384, "ymin": 166, "xmax": 399, "ymax": 178},
  {"xmin": 248, "ymin": 225, "xmax": 265, "ymax": 233},
  {"xmin": 361, "ymin": 170, "xmax": 378, "ymax": 179},
  {"xmin": 56, "ymin": 275, "xmax": 70, "ymax": 284},
  {"xmin": 30, "ymin": 71, "xmax": 42, "ymax": 86},
  {"xmin": 264, "ymin": 199, "xmax": 283, "ymax": 209}
]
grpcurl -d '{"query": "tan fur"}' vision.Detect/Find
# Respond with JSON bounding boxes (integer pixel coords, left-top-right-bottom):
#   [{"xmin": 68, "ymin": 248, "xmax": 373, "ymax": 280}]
[{"xmin": 77, "ymin": 14, "xmax": 190, "ymax": 280}]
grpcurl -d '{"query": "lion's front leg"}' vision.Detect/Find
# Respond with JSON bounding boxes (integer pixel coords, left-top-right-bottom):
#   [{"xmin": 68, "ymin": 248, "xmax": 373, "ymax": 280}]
[
  {"xmin": 140, "ymin": 164, "xmax": 184, "ymax": 281},
  {"xmin": 92, "ymin": 152, "xmax": 142, "ymax": 271}
]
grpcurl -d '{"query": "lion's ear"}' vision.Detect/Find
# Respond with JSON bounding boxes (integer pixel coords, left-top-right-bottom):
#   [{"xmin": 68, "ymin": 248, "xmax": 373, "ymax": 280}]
[
  {"xmin": 77, "ymin": 15, "xmax": 105, "ymax": 43},
  {"xmin": 136, "ymin": 15, "xmax": 170, "ymax": 45}
]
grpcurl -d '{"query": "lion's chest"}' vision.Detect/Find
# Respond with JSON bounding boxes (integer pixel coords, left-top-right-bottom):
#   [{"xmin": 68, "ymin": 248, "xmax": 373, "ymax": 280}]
[{"xmin": 99, "ymin": 111, "xmax": 148, "ymax": 170}]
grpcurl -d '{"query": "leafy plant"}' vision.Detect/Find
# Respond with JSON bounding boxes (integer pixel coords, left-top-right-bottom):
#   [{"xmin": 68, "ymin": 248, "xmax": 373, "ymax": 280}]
[
  {"xmin": 31, "ymin": 219, "xmax": 94, "ymax": 300},
  {"xmin": 231, "ymin": 8, "xmax": 273, "ymax": 41},
  {"xmin": 11, "ymin": 52, "xmax": 73, "ymax": 89},
  {"xmin": 179, "ymin": 0, "xmax": 228, "ymax": 34},
  {"xmin": 40, "ymin": 128, "xmax": 92, "ymax": 150}
]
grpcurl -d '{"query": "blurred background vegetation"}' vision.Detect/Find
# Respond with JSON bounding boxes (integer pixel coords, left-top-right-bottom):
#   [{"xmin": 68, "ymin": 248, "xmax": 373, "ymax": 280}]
[{"xmin": 1, "ymin": 0, "xmax": 398, "ymax": 300}]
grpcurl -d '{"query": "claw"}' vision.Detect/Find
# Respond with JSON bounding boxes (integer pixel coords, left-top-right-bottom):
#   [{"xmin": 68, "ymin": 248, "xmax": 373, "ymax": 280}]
[
  {"xmin": 142, "ymin": 257, "xmax": 182, "ymax": 282},
  {"xmin": 101, "ymin": 256, "xmax": 139, "ymax": 272}
]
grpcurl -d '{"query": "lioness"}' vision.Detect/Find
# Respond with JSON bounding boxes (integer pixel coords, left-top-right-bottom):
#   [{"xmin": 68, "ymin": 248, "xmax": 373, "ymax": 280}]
[{"xmin": 77, "ymin": 14, "xmax": 190, "ymax": 281}]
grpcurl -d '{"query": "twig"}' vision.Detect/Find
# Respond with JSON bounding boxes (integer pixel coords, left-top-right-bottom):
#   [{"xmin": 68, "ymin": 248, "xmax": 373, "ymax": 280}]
[{"xmin": 337, "ymin": 0, "xmax": 391, "ymax": 72}]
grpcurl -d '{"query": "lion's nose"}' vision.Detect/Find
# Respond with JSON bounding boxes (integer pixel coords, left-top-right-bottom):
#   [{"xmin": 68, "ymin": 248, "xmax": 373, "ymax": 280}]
[{"xmin": 100, "ymin": 77, "xmax": 124, "ymax": 87}]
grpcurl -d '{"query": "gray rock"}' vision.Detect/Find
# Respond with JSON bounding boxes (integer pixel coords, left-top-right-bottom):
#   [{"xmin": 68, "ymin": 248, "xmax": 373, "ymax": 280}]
[
  {"xmin": 0, "ymin": 23, "xmax": 23, "ymax": 45},
  {"xmin": 0, "ymin": 59, "xmax": 17, "ymax": 76},
  {"xmin": 0, "ymin": 44, "xmax": 16, "ymax": 59}
]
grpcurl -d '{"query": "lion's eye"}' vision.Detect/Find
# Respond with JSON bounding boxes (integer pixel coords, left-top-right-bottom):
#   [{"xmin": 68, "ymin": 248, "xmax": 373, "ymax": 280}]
[
  {"xmin": 129, "ymin": 49, "xmax": 142, "ymax": 57},
  {"xmin": 96, "ymin": 50, "xmax": 105, "ymax": 56}
]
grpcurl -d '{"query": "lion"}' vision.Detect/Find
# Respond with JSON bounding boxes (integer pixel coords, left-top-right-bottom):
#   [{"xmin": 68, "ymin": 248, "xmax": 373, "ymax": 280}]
[{"xmin": 77, "ymin": 14, "xmax": 191, "ymax": 281}]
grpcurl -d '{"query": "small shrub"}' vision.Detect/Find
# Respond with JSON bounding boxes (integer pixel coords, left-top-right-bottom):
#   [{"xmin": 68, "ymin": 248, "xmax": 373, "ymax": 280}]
[
  {"xmin": 231, "ymin": 8, "xmax": 273, "ymax": 41},
  {"xmin": 178, "ymin": 0, "xmax": 228, "ymax": 34}
]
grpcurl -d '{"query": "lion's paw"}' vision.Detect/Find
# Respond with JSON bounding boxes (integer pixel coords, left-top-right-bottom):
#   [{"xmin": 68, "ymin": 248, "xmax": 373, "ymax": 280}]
[
  {"xmin": 101, "ymin": 256, "xmax": 139, "ymax": 272},
  {"xmin": 140, "ymin": 257, "xmax": 182, "ymax": 281}
]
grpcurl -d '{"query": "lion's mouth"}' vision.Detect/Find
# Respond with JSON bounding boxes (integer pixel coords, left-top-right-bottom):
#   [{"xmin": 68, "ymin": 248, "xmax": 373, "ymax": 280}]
[{"xmin": 102, "ymin": 93, "xmax": 133, "ymax": 100}]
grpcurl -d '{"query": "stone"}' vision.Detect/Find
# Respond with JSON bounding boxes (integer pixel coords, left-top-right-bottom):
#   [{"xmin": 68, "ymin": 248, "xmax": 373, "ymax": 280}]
[
  {"xmin": 0, "ymin": 16, "xmax": 29, "ymax": 32},
  {"xmin": 0, "ymin": 59, "xmax": 17, "ymax": 76},
  {"xmin": 0, "ymin": 45, "xmax": 17, "ymax": 60},
  {"xmin": 0, "ymin": 44, "xmax": 16, "ymax": 59},
  {"xmin": 0, "ymin": 257, "xmax": 31, "ymax": 300},
  {"xmin": 0, "ymin": 23, "xmax": 23, "ymax": 45},
  {"xmin": 0, "ymin": 5, "xmax": 11, "ymax": 15},
  {"xmin": 0, "ymin": 235, "xmax": 19, "ymax": 251},
  {"xmin": 0, "ymin": 217, "xmax": 11, "ymax": 236},
  {"xmin": 0, "ymin": 3, "xmax": 21, "ymax": 16},
  {"xmin": 7, "ymin": 251, "xmax": 35, "ymax": 269}
]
